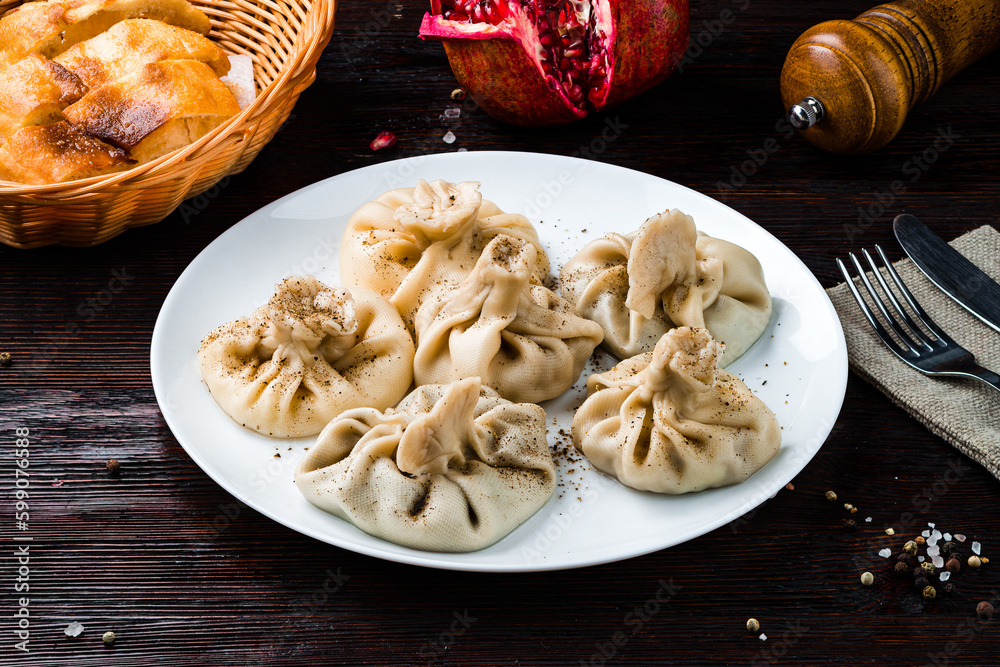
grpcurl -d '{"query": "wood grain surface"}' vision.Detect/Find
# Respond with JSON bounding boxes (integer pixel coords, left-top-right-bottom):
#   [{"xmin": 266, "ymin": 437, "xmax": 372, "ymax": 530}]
[{"xmin": 1, "ymin": 1, "xmax": 999, "ymax": 665}]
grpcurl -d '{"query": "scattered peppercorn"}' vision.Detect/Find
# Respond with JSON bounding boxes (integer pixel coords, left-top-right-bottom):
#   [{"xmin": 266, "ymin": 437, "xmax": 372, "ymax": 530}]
[
  {"xmin": 897, "ymin": 553, "xmax": 914, "ymax": 566},
  {"xmin": 844, "ymin": 518, "xmax": 857, "ymax": 531},
  {"xmin": 885, "ymin": 528, "xmax": 896, "ymax": 536},
  {"xmin": 450, "ymin": 88, "xmax": 466, "ymax": 100},
  {"xmin": 0, "ymin": 352, "xmax": 11, "ymax": 367},
  {"xmin": 746, "ymin": 618, "xmax": 760, "ymax": 633},
  {"xmin": 844, "ymin": 503, "xmax": 854, "ymax": 512},
  {"xmin": 922, "ymin": 562, "xmax": 936, "ymax": 576},
  {"xmin": 977, "ymin": 602, "xmax": 994, "ymax": 621},
  {"xmin": 903, "ymin": 541, "xmax": 918, "ymax": 555},
  {"xmin": 106, "ymin": 459, "xmax": 120, "ymax": 477},
  {"xmin": 914, "ymin": 576, "xmax": 930, "ymax": 591},
  {"xmin": 946, "ymin": 558, "xmax": 961, "ymax": 574},
  {"xmin": 894, "ymin": 561, "xmax": 910, "ymax": 577},
  {"xmin": 861, "ymin": 572, "xmax": 874, "ymax": 586},
  {"xmin": 923, "ymin": 586, "xmax": 937, "ymax": 600},
  {"xmin": 968, "ymin": 555, "xmax": 983, "ymax": 568},
  {"xmin": 916, "ymin": 536, "xmax": 926, "ymax": 545},
  {"xmin": 913, "ymin": 566, "xmax": 925, "ymax": 579},
  {"xmin": 825, "ymin": 490, "xmax": 837, "ymax": 502},
  {"xmin": 102, "ymin": 631, "xmax": 115, "ymax": 646},
  {"xmin": 942, "ymin": 541, "xmax": 958, "ymax": 556},
  {"xmin": 941, "ymin": 583, "xmax": 955, "ymax": 597}
]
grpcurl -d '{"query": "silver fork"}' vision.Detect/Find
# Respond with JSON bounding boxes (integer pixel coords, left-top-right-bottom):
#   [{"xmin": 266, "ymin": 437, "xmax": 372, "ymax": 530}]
[{"xmin": 837, "ymin": 245, "xmax": 1000, "ymax": 393}]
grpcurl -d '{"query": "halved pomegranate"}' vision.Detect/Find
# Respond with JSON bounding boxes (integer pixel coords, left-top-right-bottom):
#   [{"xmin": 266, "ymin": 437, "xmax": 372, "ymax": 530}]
[{"xmin": 419, "ymin": 1, "xmax": 689, "ymax": 126}]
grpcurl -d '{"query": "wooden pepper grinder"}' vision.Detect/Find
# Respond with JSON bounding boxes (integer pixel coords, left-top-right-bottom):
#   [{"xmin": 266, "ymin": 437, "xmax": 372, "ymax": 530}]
[{"xmin": 780, "ymin": 0, "xmax": 1000, "ymax": 154}]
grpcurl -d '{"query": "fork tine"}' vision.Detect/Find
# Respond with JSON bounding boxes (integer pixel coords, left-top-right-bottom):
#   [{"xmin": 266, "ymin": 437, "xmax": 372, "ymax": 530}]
[
  {"xmin": 836, "ymin": 257, "xmax": 912, "ymax": 359},
  {"xmin": 875, "ymin": 245, "xmax": 956, "ymax": 345},
  {"xmin": 846, "ymin": 251, "xmax": 923, "ymax": 352},
  {"xmin": 861, "ymin": 247, "xmax": 934, "ymax": 351}
]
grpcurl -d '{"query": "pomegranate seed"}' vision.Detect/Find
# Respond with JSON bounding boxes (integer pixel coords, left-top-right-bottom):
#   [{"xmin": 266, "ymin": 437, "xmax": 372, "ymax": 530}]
[
  {"xmin": 587, "ymin": 84, "xmax": 604, "ymax": 106},
  {"xmin": 369, "ymin": 131, "xmax": 397, "ymax": 151},
  {"xmin": 567, "ymin": 85, "xmax": 584, "ymax": 102},
  {"xmin": 540, "ymin": 32, "xmax": 555, "ymax": 47}
]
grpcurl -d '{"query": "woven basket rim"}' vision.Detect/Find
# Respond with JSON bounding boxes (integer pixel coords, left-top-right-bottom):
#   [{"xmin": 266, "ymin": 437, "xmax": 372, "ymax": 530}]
[{"xmin": 0, "ymin": 0, "xmax": 335, "ymax": 197}]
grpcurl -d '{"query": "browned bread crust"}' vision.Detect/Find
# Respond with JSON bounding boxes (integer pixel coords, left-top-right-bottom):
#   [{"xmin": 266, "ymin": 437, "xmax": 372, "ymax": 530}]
[
  {"xmin": 55, "ymin": 18, "xmax": 230, "ymax": 89},
  {"xmin": 0, "ymin": 120, "xmax": 133, "ymax": 184},
  {"xmin": 0, "ymin": 0, "xmax": 212, "ymax": 70},
  {"xmin": 0, "ymin": 53, "xmax": 86, "ymax": 140},
  {"xmin": 63, "ymin": 59, "xmax": 240, "ymax": 164}
]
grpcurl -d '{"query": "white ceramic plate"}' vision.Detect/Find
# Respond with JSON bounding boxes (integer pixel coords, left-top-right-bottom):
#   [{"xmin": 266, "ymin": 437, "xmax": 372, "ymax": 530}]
[{"xmin": 151, "ymin": 151, "xmax": 847, "ymax": 572}]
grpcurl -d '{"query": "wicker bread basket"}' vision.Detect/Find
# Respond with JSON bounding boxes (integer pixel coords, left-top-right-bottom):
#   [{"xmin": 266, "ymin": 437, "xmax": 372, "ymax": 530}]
[{"xmin": 0, "ymin": 0, "xmax": 337, "ymax": 248}]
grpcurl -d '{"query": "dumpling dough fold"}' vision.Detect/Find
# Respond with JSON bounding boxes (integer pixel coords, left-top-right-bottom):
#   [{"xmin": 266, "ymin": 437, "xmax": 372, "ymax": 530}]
[
  {"xmin": 339, "ymin": 179, "xmax": 550, "ymax": 331},
  {"xmin": 198, "ymin": 276, "xmax": 414, "ymax": 437},
  {"xmin": 571, "ymin": 327, "xmax": 780, "ymax": 494},
  {"xmin": 294, "ymin": 378, "xmax": 556, "ymax": 552},
  {"xmin": 560, "ymin": 209, "xmax": 771, "ymax": 365},
  {"xmin": 413, "ymin": 235, "xmax": 604, "ymax": 403}
]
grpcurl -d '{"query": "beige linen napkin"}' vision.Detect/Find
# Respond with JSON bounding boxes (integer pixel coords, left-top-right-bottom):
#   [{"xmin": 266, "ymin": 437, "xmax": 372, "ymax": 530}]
[{"xmin": 826, "ymin": 225, "xmax": 1000, "ymax": 479}]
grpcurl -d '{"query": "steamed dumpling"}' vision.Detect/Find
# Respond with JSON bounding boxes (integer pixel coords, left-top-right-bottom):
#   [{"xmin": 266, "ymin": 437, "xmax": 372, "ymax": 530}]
[
  {"xmin": 198, "ymin": 276, "xmax": 414, "ymax": 437},
  {"xmin": 294, "ymin": 377, "xmax": 556, "ymax": 552},
  {"xmin": 413, "ymin": 235, "xmax": 604, "ymax": 403},
  {"xmin": 571, "ymin": 327, "xmax": 780, "ymax": 494},
  {"xmin": 560, "ymin": 209, "xmax": 771, "ymax": 365},
  {"xmin": 339, "ymin": 179, "xmax": 550, "ymax": 331}
]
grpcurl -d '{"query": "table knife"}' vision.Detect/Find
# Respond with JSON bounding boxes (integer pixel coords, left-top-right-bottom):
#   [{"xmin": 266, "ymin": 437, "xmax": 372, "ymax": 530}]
[{"xmin": 893, "ymin": 214, "xmax": 1000, "ymax": 334}]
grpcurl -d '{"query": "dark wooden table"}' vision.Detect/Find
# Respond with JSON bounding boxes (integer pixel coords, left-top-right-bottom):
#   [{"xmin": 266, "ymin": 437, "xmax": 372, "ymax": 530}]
[{"xmin": 3, "ymin": 1, "xmax": 1000, "ymax": 665}]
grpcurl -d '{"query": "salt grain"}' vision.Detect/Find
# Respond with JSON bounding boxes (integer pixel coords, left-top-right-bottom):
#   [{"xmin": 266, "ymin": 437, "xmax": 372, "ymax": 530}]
[
  {"xmin": 955, "ymin": 534, "xmax": 967, "ymax": 542},
  {"xmin": 865, "ymin": 517, "xmax": 873, "ymax": 523},
  {"xmin": 918, "ymin": 556, "xmax": 925, "ymax": 562},
  {"xmin": 927, "ymin": 544, "xmax": 940, "ymax": 557},
  {"xmin": 932, "ymin": 555, "xmax": 945, "ymax": 569},
  {"xmin": 444, "ymin": 107, "xmax": 461, "ymax": 119},
  {"xmin": 922, "ymin": 529, "xmax": 931, "ymax": 538},
  {"xmin": 759, "ymin": 634, "xmax": 767, "ymax": 641},
  {"xmin": 972, "ymin": 541, "xmax": 982, "ymax": 555},
  {"xmin": 65, "ymin": 622, "xmax": 84, "ymax": 637},
  {"xmin": 928, "ymin": 522, "xmax": 936, "ymax": 528},
  {"xmin": 443, "ymin": 131, "xmax": 456, "ymax": 144},
  {"xmin": 457, "ymin": 148, "xmax": 468, "ymax": 152},
  {"xmin": 879, "ymin": 548, "xmax": 892, "ymax": 558},
  {"xmin": 944, "ymin": 533, "xmax": 952, "ymax": 541},
  {"xmin": 939, "ymin": 571, "xmax": 951, "ymax": 582},
  {"xmin": 931, "ymin": 529, "xmax": 942, "ymax": 541}
]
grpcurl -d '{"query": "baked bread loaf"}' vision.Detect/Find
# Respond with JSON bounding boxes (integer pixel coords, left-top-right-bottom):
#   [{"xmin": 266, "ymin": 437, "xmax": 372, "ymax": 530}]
[
  {"xmin": 0, "ymin": 120, "xmax": 132, "ymax": 184},
  {"xmin": 0, "ymin": 53, "xmax": 85, "ymax": 141},
  {"xmin": 54, "ymin": 18, "xmax": 229, "ymax": 89},
  {"xmin": 0, "ymin": 0, "xmax": 212, "ymax": 71},
  {"xmin": 63, "ymin": 58, "xmax": 240, "ymax": 164}
]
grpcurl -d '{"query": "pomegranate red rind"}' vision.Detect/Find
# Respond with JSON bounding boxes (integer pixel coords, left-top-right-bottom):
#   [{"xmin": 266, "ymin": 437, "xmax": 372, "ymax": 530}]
[{"xmin": 420, "ymin": 1, "xmax": 689, "ymax": 127}]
